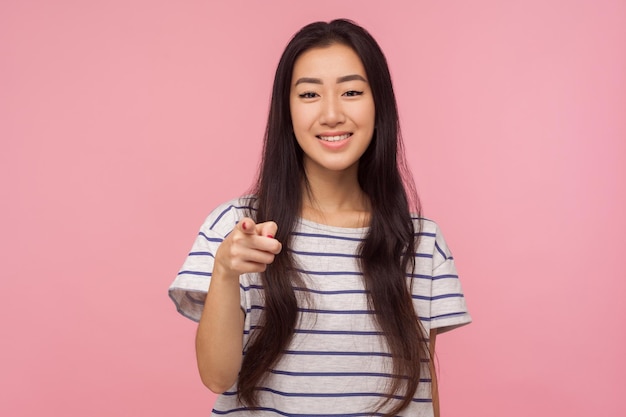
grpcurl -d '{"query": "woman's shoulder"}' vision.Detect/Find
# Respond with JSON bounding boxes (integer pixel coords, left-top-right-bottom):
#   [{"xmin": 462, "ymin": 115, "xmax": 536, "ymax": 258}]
[
  {"xmin": 410, "ymin": 214, "xmax": 441, "ymax": 235},
  {"xmin": 200, "ymin": 195, "xmax": 258, "ymax": 236},
  {"xmin": 410, "ymin": 215, "xmax": 455, "ymax": 264},
  {"xmin": 212, "ymin": 194, "xmax": 258, "ymax": 213}
]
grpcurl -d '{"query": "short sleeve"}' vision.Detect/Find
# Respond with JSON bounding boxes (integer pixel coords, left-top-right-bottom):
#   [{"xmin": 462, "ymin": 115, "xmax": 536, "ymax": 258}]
[
  {"xmin": 427, "ymin": 223, "xmax": 472, "ymax": 333},
  {"xmin": 168, "ymin": 199, "xmax": 253, "ymax": 322}
]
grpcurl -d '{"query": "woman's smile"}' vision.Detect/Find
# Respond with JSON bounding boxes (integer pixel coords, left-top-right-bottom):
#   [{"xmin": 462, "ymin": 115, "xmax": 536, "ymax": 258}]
[{"xmin": 317, "ymin": 132, "xmax": 352, "ymax": 142}]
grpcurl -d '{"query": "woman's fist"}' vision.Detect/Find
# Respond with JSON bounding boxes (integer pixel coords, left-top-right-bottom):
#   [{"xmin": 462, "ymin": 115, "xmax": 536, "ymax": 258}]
[{"xmin": 213, "ymin": 217, "xmax": 282, "ymax": 279}]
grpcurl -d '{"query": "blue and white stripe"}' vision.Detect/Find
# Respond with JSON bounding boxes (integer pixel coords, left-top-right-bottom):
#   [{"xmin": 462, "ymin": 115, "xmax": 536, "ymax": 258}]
[{"xmin": 169, "ymin": 197, "xmax": 471, "ymax": 416}]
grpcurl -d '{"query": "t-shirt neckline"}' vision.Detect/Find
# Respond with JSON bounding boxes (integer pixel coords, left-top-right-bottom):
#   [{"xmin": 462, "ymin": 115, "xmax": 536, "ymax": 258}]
[{"xmin": 296, "ymin": 217, "xmax": 370, "ymax": 235}]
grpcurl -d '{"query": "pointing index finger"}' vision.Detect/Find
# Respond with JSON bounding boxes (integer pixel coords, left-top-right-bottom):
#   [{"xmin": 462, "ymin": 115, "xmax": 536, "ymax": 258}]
[{"xmin": 239, "ymin": 217, "xmax": 256, "ymax": 235}]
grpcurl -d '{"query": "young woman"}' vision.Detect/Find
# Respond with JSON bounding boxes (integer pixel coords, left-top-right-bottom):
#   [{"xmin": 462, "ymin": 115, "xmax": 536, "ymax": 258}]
[{"xmin": 169, "ymin": 19, "xmax": 471, "ymax": 417}]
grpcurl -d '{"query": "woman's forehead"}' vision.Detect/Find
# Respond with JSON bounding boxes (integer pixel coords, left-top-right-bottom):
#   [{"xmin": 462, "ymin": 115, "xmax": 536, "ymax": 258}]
[{"xmin": 292, "ymin": 44, "xmax": 367, "ymax": 82}]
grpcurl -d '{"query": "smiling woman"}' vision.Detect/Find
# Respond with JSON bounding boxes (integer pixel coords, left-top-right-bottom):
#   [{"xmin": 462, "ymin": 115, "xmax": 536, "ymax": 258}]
[{"xmin": 168, "ymin": 19, "xmax": 471, "ymax": 417}]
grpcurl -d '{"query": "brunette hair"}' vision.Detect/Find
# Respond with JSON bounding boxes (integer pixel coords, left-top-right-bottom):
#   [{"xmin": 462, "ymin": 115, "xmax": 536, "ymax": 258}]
[{"xmin": 240, "ymin": 19, "xmax": 428, "ymax": 416}]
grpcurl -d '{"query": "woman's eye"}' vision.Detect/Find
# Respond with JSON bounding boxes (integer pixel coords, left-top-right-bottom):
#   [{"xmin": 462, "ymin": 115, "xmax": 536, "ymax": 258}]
[
  {"xmin": 298, "ymin": 92, "xmax": 318, "ymax": 99},
  {"xmin": 343, "ymin": 90, "xmax": 364, "ymax": 97}
]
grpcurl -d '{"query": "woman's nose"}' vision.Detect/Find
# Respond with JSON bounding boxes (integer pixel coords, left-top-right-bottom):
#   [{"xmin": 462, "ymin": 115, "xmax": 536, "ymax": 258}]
[{"xmin": 319, "ymin": 96, "xmax": 345, "ymax": 127}]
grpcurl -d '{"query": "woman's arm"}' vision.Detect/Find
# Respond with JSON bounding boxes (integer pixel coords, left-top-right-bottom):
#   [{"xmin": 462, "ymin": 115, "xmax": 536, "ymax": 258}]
[
  {"xmin": 430, "ymin": 328, "xmax": 439, "ymax": 417},
  {"xmin": 195, "ymin": 218, "xmax": 281, "ymax": 393},
  {"xmin": 195, "ymin": 267, "xmax": 246, "ymax": 393}
]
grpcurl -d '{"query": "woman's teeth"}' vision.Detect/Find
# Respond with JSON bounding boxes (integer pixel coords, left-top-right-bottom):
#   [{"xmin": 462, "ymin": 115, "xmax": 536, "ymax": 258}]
[{"xmin": 318, "ymin": 133, "xmax": 351, "ymax": 142}]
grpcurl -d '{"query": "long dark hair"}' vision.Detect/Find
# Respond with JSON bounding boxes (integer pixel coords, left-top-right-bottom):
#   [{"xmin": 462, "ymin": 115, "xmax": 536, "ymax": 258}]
[{"xmin": 240, "ymin": 19, "xmax": 428, "ymax": 416}]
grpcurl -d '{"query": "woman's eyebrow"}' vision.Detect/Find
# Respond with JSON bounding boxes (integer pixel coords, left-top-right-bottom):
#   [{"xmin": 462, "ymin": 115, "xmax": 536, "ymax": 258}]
[
  {"xmin": 294, "ymin": 74, "xmax": 368, "ymax": 86},
  {"xmin": 294, "ymin": 77, "xmax": 322, "ymax": 86},
  {"xmin": 336, "ymin": 74, "xmax": 367, "ymax": 83}
]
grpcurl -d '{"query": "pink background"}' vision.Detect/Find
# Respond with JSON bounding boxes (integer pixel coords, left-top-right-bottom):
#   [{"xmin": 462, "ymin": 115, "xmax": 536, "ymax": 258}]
[{"xmin": 2, "ymin": 1, "xmax": 625, "ymax": 416}]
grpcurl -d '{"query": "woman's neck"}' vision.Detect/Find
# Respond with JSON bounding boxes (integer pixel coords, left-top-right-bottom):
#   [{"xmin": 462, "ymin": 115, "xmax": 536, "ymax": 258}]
[{"xmin": 300, "ymin": 169, "xmax": 371, "ymax": 228}]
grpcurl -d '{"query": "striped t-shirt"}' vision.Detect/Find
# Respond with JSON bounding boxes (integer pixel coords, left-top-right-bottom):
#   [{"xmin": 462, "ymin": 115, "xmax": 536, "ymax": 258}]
[{"xmin": 169, "ymin": 197, "xmax": 471, "ymax": 417}]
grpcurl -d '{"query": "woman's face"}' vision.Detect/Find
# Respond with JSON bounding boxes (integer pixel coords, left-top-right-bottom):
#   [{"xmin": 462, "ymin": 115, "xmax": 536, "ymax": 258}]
[{"xmin": 290, "ymin": 43, "xmax": 375, "ymax": 179}]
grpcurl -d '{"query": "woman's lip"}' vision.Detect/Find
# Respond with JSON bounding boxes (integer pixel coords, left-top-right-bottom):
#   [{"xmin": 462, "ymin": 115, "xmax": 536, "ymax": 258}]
[
  {"xmin": 317, "ymin": 131, "xmax": 351, "ymax": 137},
  {"xmin": 316, "ymin": 133, "xmax": 352, "ymax": 149}
]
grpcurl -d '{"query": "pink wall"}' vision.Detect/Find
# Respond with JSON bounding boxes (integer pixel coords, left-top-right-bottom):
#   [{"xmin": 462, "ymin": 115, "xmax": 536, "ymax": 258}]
[{"xmin": 2, "ymin": 1, "xmax": 624, "ymax": 416}]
